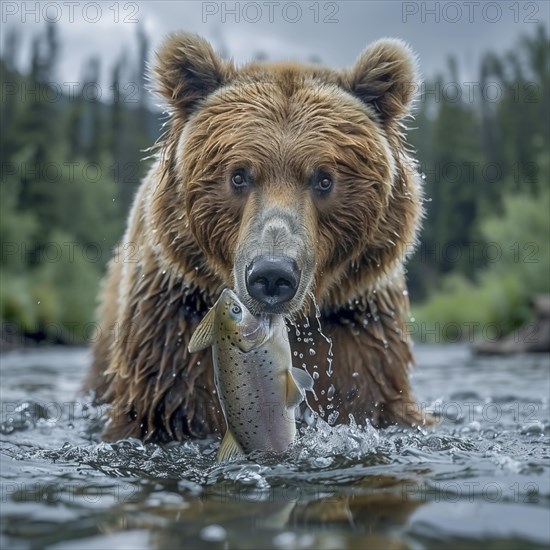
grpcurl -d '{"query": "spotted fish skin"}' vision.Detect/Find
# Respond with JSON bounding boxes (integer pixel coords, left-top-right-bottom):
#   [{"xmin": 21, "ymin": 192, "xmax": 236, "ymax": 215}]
[{"xmin": 188, "ymin": 289, "xmax": 312, "ymax": 459}]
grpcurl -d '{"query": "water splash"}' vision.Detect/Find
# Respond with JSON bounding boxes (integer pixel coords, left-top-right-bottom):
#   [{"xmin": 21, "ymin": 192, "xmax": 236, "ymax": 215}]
[
  {"xmin": 308, "ymin": 291, "xmax": 334, "ymax": 377},
  {"xmin": 294, "ymin": 414, "xmax": 379, "ymax": 461}
]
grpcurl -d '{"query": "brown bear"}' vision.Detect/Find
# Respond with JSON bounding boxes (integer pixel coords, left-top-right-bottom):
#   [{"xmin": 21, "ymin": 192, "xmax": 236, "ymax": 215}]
[{"xmin": 85, "ymin": 33, "xmax": 429, "ymax": 442}]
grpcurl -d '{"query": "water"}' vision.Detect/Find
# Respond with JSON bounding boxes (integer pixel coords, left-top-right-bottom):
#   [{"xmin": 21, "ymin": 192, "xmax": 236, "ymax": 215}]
[{"xmin": 1, "ymin": 345, "xmax": 549, "ymax": 549}]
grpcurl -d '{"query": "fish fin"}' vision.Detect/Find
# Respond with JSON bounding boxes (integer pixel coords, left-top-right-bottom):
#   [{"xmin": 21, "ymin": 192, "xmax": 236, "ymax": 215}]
[
  {"xmin": 217, "ymin": 429, "xmax": 244, "ymax": 463},
  {"xmin": 188, "ymin": 306, "xmax": 216, "ymax": 352},
  {"xmin": 286, "ymin": 371, "xmax": 306, "ymax": 409},
  {"xmin": 291, "ymin": 367, "xmax": 314, "ymax": 392}
]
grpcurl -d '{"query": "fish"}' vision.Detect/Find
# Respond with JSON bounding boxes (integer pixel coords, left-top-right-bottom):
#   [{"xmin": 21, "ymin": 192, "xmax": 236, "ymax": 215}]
[{"xmin": 188, "ymin": 288, "xmax": 313, "ymax": 462}]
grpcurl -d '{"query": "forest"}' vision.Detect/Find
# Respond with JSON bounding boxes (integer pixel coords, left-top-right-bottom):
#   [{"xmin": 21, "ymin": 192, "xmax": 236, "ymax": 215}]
[{"xmin": 1, "ymin": 23, "xmax": 548, "ymax": 344}]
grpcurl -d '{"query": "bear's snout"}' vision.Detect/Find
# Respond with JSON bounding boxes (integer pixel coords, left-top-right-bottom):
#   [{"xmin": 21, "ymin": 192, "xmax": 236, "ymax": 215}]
[{"xmin": 246, "ymin": 255, "xmax": 300, "ymax": 309}]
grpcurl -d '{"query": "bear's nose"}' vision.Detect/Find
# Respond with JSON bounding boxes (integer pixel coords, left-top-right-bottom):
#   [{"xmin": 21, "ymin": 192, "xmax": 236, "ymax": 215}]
[{"xmin": 246, "ymin": 256, "xmax": 300, "ymax": 307}]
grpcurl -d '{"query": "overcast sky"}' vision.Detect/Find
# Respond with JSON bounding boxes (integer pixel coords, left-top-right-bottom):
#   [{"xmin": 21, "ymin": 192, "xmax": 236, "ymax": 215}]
[{"xmin": 3, "ymin": 1, "xmax": 549, "ymax": 89}]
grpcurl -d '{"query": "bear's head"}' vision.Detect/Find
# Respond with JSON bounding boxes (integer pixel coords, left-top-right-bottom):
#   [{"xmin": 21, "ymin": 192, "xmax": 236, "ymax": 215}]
[{"xmin": 151, "ymin": 33, "xmax": 421, "ymax": 316}]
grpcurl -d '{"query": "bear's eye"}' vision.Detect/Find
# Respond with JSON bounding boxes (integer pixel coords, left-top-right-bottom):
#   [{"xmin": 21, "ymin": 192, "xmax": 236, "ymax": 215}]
[
  {"xmin": 312, "ymin": 171, "xmax": 334, "ymax": 195},
  {"xmin": 230, "ymin": 169, "xmax": 250, "ymax": 192},
  {"xmin": 318, "ymin": 177, "xmax": 332, "ymax": 191}
]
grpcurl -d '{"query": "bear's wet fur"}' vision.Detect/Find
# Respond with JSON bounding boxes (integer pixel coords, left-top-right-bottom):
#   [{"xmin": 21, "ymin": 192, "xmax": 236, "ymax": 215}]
[{"xmin": 84, "ymin": 33, "xmax": 431, "ymax": 442}]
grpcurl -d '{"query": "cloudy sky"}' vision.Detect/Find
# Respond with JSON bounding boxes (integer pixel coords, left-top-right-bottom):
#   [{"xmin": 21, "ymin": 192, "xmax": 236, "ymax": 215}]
[{"xmin": 4, "ymin": 1, "xmax": 549, "ymax": 87}]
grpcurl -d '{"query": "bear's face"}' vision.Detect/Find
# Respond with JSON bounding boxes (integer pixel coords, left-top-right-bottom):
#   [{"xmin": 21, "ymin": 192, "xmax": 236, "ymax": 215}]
[{"xmin": 153, "ymin": 34, "xmax": 419, "ymax": 315}]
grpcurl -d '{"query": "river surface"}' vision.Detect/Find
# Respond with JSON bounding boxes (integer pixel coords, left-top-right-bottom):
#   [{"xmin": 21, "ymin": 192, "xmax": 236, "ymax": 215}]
[{"xmin": 1, "ymin": 344, "xmax": 549, "ymax": 549}]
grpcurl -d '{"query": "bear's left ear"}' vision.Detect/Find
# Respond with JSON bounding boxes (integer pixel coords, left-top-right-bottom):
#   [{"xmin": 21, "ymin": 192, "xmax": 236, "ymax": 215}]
[
  {"xmin": 154, "ymin": 33, "xmax": 233, "ymax": 120},
  {"xmin": 344, "ymin": 38, "xmax": 419, "ymax": 123}
]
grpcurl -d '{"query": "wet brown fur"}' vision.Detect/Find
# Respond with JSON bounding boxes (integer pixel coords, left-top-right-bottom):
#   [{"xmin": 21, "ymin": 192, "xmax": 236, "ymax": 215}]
[{"xmin": 84, "ymin": 33, "xmax": 431, "ymax": 442}]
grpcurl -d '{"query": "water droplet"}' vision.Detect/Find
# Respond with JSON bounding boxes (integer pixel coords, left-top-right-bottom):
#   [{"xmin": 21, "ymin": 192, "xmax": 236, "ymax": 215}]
[
  {"xmin": 312, "ymin": 372, "xmax": 319, "ymax": 380},
  {"xmin": 200, "ymin": 525, "xmax": 226, "ymax": 542},
  {"xmin": 309, "ymin": 348, "xmax": 316, "ymax": 356},
  {"xmin": 352, "ymin": 372, "xmax": 359, "ymax": 378},
  {"xmin": 308, "ymin": 292, "xmax": 334, "ymax": 377},
  {"xmin": 37, "ymin": 301, "xmax": 41, "ymax": 305},
  {"xmin": 273, "ymin": 533, "xmax": 297, "ymax": 548},
  {"xmin": 327, "ymin": 385, "xmax": 335, "ymax": 400},
  {"xmin": 402, "ymin": 289, "xmax": 408, "ymax": 296}
]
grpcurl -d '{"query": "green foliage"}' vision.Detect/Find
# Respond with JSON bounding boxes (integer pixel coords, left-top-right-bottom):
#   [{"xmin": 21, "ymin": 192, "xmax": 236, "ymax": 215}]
[
  {"xmin": 481, "ymin": 186, "xmax": 550, "ymax": 298},
  {"xmin": 0, "ymin": 23, "xmax": 156, "ymax": 343},
  {"xmin": 408, "ymin": 24, "xmax": 549, "ymax": 341},
  {"xmin": 408, "ymin": 24, "xmax": 549, "ymax": 298},
  {"xmin": 413, "ymin": 187, "xmax": 550, "ymax": 341}
]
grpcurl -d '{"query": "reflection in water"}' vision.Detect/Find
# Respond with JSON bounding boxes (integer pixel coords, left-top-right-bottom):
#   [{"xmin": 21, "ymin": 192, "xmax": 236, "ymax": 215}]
[{"xmin": 291, "ymin": 479, "xmax": 424, "ymax": 529}]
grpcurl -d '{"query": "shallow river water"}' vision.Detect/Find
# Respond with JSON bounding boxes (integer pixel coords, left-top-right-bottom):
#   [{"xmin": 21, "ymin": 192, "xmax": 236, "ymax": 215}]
[{"xmin": 1, "ymin": 344, "xmax": 549, "ymax": 549}]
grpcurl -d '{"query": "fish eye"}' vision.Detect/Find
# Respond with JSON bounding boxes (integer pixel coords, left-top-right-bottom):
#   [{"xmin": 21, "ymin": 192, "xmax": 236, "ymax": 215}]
[{"xmin": 231, "ymin": 304, "xmax": 241, "ymax": 315}]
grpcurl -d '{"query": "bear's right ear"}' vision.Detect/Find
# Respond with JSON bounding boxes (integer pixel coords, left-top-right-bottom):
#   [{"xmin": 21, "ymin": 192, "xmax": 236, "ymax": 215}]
[{"xmin": 154, "ymin": 33, "xmax": 232, "ymax": 119}]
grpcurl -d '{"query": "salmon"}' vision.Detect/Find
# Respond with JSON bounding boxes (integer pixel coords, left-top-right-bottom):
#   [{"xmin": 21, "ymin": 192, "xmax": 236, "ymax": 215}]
[{"xmin": 188, "ymin": 289, "xmax": 313, "ymax": 461}]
